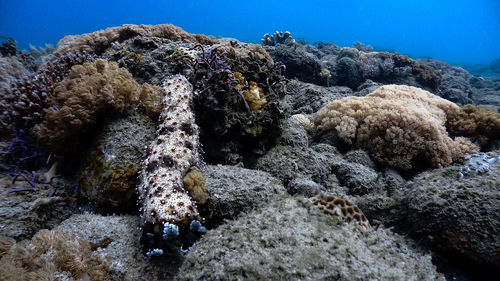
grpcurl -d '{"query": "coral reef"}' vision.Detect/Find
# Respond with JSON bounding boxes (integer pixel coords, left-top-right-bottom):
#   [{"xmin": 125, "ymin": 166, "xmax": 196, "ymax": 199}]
[
  {"xmin": 261, "ymin": 31, "xmax": 296, "ymax": 46},
  {"xmin": 103, "ymin": 37, "xmax": 286, "ymax": 165},
  {"xmin": 0, "ymin": 173, "xmax": 74, "ymax": 240},
  {"xmin": 447, "ymin": 104, "xmax": 500, "ymax": 149},
  {"xmin": 138, "ymin": 75, "xmax": 203, "ymax": 253},
  {"xmin": 311, "ymin": 193, "xmax": 370, "ymax": 229},
  {"xmin": 33, "ymin": 59, "xmax": 162, "ymax": 154},
  {"xmin": 0, "ymin": 229, "xmax": 109, "ymax": 281},
  {"xmin": 335, "ymin": 50, "xmax": 442, "ymax": 90},
  {"xmin": 53, "ymin": 24, "xmax": 218, "ymax": 57},
  {"xmin": 0, "ymin": 51, "xmax": 95, "ymax": 135},
  {"xmin": 353, "ymin": 41, "xmax": 373, "ymax": 52},
  {"xmin": 314, "ymin": 84, "xmax": 478, "ymax": 170},
  {"xmin": 419, "ymin": 59, "xmax": 478, "ymax": 105},
  {"xmin": 55, "ymin": 214, "xmax": 183, "ymax": 281}
]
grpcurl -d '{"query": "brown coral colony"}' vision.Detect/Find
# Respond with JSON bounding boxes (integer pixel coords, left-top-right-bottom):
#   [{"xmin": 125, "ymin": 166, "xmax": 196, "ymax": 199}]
[{"xmin": 312, "ymin": 194, "xmax": 370, "ymax": 229}]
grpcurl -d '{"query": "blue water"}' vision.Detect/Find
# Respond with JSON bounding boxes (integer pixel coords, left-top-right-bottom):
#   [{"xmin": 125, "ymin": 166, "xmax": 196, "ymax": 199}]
[{"xmin": 0, "ymin": 0, "xmax": 499, "ymax": 65}]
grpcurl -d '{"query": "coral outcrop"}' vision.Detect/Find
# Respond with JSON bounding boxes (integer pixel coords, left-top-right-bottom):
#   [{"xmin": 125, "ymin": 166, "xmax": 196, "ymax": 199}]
[
  {"xmin": 184, "ymin": 42, "xmax": 286, "ymax": 164},
  {"xmin": 33, "ymin": 59, "xmax": 162, "ymax": 154},
  {"xmin": 0, "ymin": 56, "xmax": 28, "ymax": 91},
  {"xmin": 201, "ymin": 164, "xmax": 287, "ymax": 226},
  {"xmin": 103, "ymin": 37, "xmax": 286, "ymax": 165},
  {"xmin": 0, "ymin": 229, "xmax": 109, "ymax": 281},
  {"xmin": 314, "ymin": 84, "xmax": 478, "ymax": 170},
  {"xmin": 53, "ymin": 24, "xmax": 218, "ymax": 57}
]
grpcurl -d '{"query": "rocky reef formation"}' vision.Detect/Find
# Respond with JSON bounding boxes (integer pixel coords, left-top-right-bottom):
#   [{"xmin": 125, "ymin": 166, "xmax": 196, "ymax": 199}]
[{"xmin": 1, "ymin": 23, "xmax": 499, "ymax": 281}]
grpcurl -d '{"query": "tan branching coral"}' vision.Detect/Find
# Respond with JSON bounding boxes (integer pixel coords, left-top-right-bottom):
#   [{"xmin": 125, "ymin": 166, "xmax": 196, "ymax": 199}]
[
  {"xmin": 33, "ymin": 59, "xmax": 163, "ymax": 154},
  {"xmin": 314, "ymin": 85, "xmax": 478, "ymax": 170},
  {"xmin": 447, "ymin": 104, "xmax": 500, "ymax": 148},
  {"xmin": 311, "ymin": 193, "xmax": 370, "ymax": 229},
  {"xmin": 53, "ymin": 24, "xmax": 218, "ymax": 57},
  {"xmin": 0, "ymin": 229, "xmax": 109, "ymax": 281}
]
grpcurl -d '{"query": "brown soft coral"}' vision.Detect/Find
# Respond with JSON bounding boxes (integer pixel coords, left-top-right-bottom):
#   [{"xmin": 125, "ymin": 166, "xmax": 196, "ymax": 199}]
[
  {"xmin": 314, "ymin": 85, "xmax": 478, "ymax": 170},
  {"xmin": 53, "ymin": 23, "xmax": 218, "ymax": 57},
  {"xmin": 0, "ymin": 229, "xmax": 109, "ymax": 281},
  {"xmin": 0, "ymin": 51, "xmax": 94, "ymax": 135},
  {"xmin": 33, "ymin": 59, "xmax": 162, "ymax": 154},
  {"xmin": 183, "ymin": 166, "xmax": 209, "ymax": 205},
  {"xmin": 447, "ymin": 104, "xmax": 500, "ymax": 148}
]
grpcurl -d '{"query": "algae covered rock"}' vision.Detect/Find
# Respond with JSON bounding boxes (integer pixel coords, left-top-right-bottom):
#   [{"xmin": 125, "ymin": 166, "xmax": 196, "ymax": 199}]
[
  {"xmin": 178, "ymin": 196, "xmax": 444, "ymax": 281},
  {"xmin": 404, "ymin": 154, "xmax": 500, "ymax": 269},
  {"xmin": 79, "ymin": 106, "xmax": 156, "ymax": 210},
  {"xmin": 256, "ymin": 144, "xmax": 340, "ymax": 188},
  {"xmin": 201, "ymin": 164, "xmax": 287, "ymax": 226},
  {"xmin": 0, "ymin": 175, "xmax": 74, "ymax": 240}
]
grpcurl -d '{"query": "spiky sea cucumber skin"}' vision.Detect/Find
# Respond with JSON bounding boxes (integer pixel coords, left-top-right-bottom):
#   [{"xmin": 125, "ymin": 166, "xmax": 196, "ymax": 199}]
[{"xmin": 138, "ymin": 74, "xmax": 201, "ymax": 230}]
